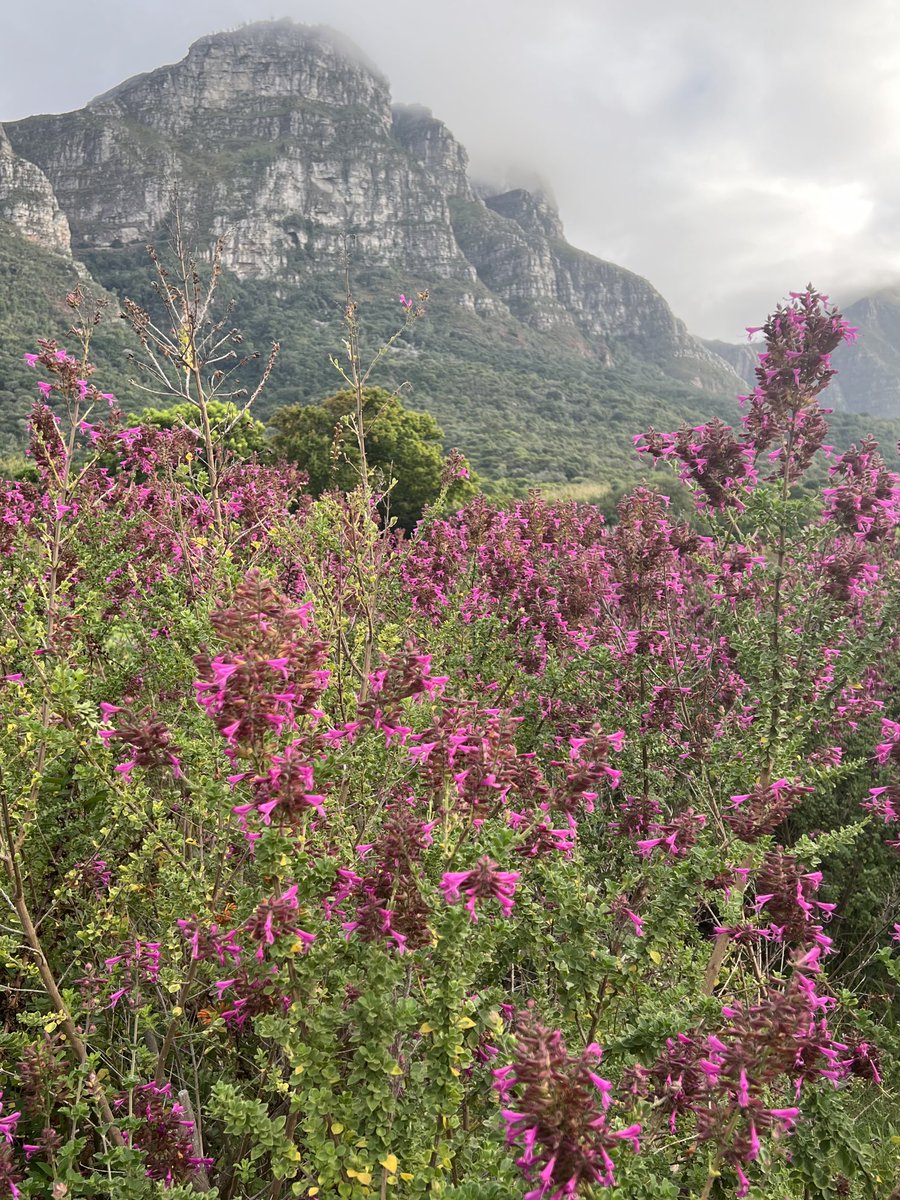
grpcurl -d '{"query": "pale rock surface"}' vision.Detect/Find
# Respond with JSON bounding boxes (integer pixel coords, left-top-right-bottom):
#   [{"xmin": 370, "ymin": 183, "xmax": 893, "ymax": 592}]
[{"xmin": 0, "ymin": 124, "xmax": 71, "ymax": 255}]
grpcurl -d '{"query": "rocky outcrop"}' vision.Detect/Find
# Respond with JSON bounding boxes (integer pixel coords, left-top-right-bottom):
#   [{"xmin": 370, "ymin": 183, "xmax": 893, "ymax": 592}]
[
  {"xmin": 454, "ymin": 192, "xmax": 738, "ymax": 388},
  {"xmin": 391, "ymin": 105, "xmax": 473, "ymax": 201},
  {"xmin": 486, "ymin": 189, "xmax": 564, "ymax": 241},
  {"xmin": 5, "ymin": 18, "xmax": 739, "ymax": 394},
  {"xmin": 0, "ymin": 124, "xmax": 70, "ymax": 255}
]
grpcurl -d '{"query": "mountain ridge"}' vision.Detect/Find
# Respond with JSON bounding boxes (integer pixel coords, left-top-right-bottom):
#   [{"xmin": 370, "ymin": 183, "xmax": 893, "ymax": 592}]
[
  {"xmin": 0, "ymin": 19, "xmax": 897, "ymax": 480},
  {"xmin": 4, "ymin": 19, "xmax": 739, "ymax": 396}
]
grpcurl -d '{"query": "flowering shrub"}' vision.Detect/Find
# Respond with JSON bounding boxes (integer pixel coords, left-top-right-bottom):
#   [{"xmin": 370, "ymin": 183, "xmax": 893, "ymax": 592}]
[{"xmin": 0, "ymin": 286, "xmax": 898, "ymax": 1199}]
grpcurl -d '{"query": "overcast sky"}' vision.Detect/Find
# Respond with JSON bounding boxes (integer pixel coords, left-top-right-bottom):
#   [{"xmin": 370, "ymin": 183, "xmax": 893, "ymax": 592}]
[{"xmin": 2, "ymin": 0, "xmax": 898, "ymax": 340}]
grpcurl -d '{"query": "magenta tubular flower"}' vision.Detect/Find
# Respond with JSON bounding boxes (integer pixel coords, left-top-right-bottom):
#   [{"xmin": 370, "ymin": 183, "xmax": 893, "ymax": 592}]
[
  {"xmin": 193, "ymin": 570, "xmax": 330, "ymax": 749},
  {"xmin": 243, "ymin": 886, "xmax": 314, "ymax": 960},
  {"xmin": 875, "ymin": 719, "xmax": 900, "ymax": 766},
  {"xmin": 495, "ymin": 1010, "xmax": 640, "ymax": 1196},
  {"xmin": 725, "ymin": 779, "xmax": 811, "ymax": 840},
  {"xmin": 440, "ymin": 857, "xmax": 520, "ymax": 921},
  {"xmin": 130, "ymin": 1082, "xmax": 214, "ymax": 1183},
  {"xmin": 627, "ymin": 966, "xmax": 851, "ymax": 1196},
  {"xmin": 0, "ymin": 1093, "xmax": 20, "ymax": 1143},
  {"xmin": 635, "ymin": 809, "xmax": 707, "ymax": 858}
]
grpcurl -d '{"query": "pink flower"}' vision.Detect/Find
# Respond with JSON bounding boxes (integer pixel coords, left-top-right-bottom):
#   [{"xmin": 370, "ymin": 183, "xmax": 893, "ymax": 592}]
[
  {"xmin": 0, "ymin": 1093, "xmax": 20, "ymax": 1144},
  {"xmin": 440, "ymin": 857, "xmax": 520, "ymax": 921}
]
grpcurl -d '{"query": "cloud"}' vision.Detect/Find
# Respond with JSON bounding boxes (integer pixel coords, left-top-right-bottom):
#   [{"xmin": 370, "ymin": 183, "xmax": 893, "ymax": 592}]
[{"xmin": 2, "ymin": 0, "xmax": 899, "ymax": 339}]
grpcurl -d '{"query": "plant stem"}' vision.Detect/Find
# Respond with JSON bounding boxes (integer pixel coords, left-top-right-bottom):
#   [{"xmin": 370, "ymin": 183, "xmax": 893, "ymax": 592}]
[{"xmin": 0, "ymin": 787, "xmax": 125, "ymax": 1147}]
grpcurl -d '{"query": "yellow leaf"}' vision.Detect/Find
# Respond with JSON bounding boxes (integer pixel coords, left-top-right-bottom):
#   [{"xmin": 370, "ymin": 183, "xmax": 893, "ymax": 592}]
[
  {"xmin": 178, "ymin": 325, "xmax": 196, "ymax": 371},
  {"xmin": 309, "ymin": 1189, "xmax": 319, "ymax": 1196},
  {"xmin": 419, "ymin": 1022, "xmax": 433, "ymax": 1034},
  {"xmin": 649, "ymin": 949, "xmax": 662, "ymax": 965},
  {"xmin": 356, "ymin": 1173, "xmax": 372, "ymax": 1186},
  {"xmin": 400, "ymin": 1174, "xmax": 414, "ymax": 1182},
  {"xmin": 449, "ymin": 1066, "xmax": 460, "ymax": 1077},
  {"xmin": 380, "ymin": 1155, "xmax": 399, "ymax": 1174},
  {"xmin": 388, "ymin": 1062, "xmax": 403, "ymax": 1076},
  {"xmin": 456, "ymin": 1016, "xmax": 476, "ymax": 1029},
  {"xmin": 331, "ymin": 1123, "xmax": 344, "ymax": 1135}
]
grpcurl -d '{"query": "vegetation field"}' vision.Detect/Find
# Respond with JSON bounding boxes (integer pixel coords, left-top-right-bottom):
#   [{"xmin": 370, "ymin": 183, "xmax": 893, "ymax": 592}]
[{"xmin": 0, "ymin": 271, "xmax": 899, "ymax": 1199}]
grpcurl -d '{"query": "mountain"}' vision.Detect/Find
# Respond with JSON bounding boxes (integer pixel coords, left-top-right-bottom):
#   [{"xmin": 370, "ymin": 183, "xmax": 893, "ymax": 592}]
[
  {"xmin": 828, "ymin": 290, "xmax": 900, "ymax": 420},
  {"xmin": 1, "ymin": 20, "xmax": 894, "ymax": 484}
]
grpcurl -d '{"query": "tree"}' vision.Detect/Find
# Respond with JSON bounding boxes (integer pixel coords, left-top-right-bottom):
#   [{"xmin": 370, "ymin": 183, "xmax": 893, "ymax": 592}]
[
  {"xmin": 269, "ymin": 387, "xmax": 475, "ymax": 530},
  {"xmin": 136, "ymin": 399, "xmax": 268, "ymax": 459}
]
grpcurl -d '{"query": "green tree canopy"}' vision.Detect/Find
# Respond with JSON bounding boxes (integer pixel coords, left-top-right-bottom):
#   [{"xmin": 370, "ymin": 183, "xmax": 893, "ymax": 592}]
[
  {"xmin": 136, "ymin": 399, "xmax": 268, "ymax": 459},
  {"xmin": 269, "ymin": 387, "xmax": 475, "ymax": 530}
]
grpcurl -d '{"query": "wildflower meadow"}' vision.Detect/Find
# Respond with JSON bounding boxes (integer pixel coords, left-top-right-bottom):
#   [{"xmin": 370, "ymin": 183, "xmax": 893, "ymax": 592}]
[{"xmin": 0, "ymin": 273, "xmax": 898, "ymax": 1199}]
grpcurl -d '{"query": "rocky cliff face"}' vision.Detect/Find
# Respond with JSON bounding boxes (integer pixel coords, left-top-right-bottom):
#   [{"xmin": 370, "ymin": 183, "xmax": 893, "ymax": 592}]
[
  {"xmin": 701, "ymin": 338, "xmax": 759, "ymax": 385},
  {"xmin": 5, "ymin": 19, "xmax": 738, "ymax": 394},
  {"xmin": 391, "ymin": 105, "xmax": 474, "ymax": 201},
  {"xmin": 453, "ymin": 189, "xmax": 736, "ymax": 387},
  {"xmin": 0, "ymin": 124, "xmax": 70, "ymax": 255},
  {"xmin": 7, "ymin": 23, "xmax": 474, "ymax": 285}
]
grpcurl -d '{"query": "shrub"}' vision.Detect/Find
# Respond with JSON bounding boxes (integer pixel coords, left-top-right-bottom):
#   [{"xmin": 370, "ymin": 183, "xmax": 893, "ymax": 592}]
[
  {"xmin": 0, "ymin": 287, "xmax": 898, "ymax": 1199},
  {"xmin": 270, "ymin": 385, "xmax": 475, "ymax": 530}
]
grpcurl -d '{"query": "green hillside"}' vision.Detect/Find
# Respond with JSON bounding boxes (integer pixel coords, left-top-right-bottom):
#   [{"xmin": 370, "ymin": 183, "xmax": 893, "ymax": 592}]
[
  {"xmin": 0, "ymin": 222, "xmax": 138, "ymax": 451},
  {"xmin": 73, "ymin": 244, "xmax": 737, "ymax": 489},
  {"xmin": 3, "ymin": 228, "xmax": 898, "ymax": 487}
]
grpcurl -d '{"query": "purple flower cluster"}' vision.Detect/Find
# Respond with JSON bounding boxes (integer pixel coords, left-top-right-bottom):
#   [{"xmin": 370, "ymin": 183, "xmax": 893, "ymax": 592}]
[{"xmin": 493, "ymin": 1010, "xmax": 640, "ymax": 1198}]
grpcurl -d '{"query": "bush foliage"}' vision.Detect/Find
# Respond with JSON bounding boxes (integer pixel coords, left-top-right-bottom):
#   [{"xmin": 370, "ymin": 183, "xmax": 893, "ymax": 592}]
[
  {"xmin": 270, "ymin": 386, "xmax": 475, "ymax": 530},
  {"xmin": 0, "ymin": 279, "xmax": 899, "ymax": 1200}
]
